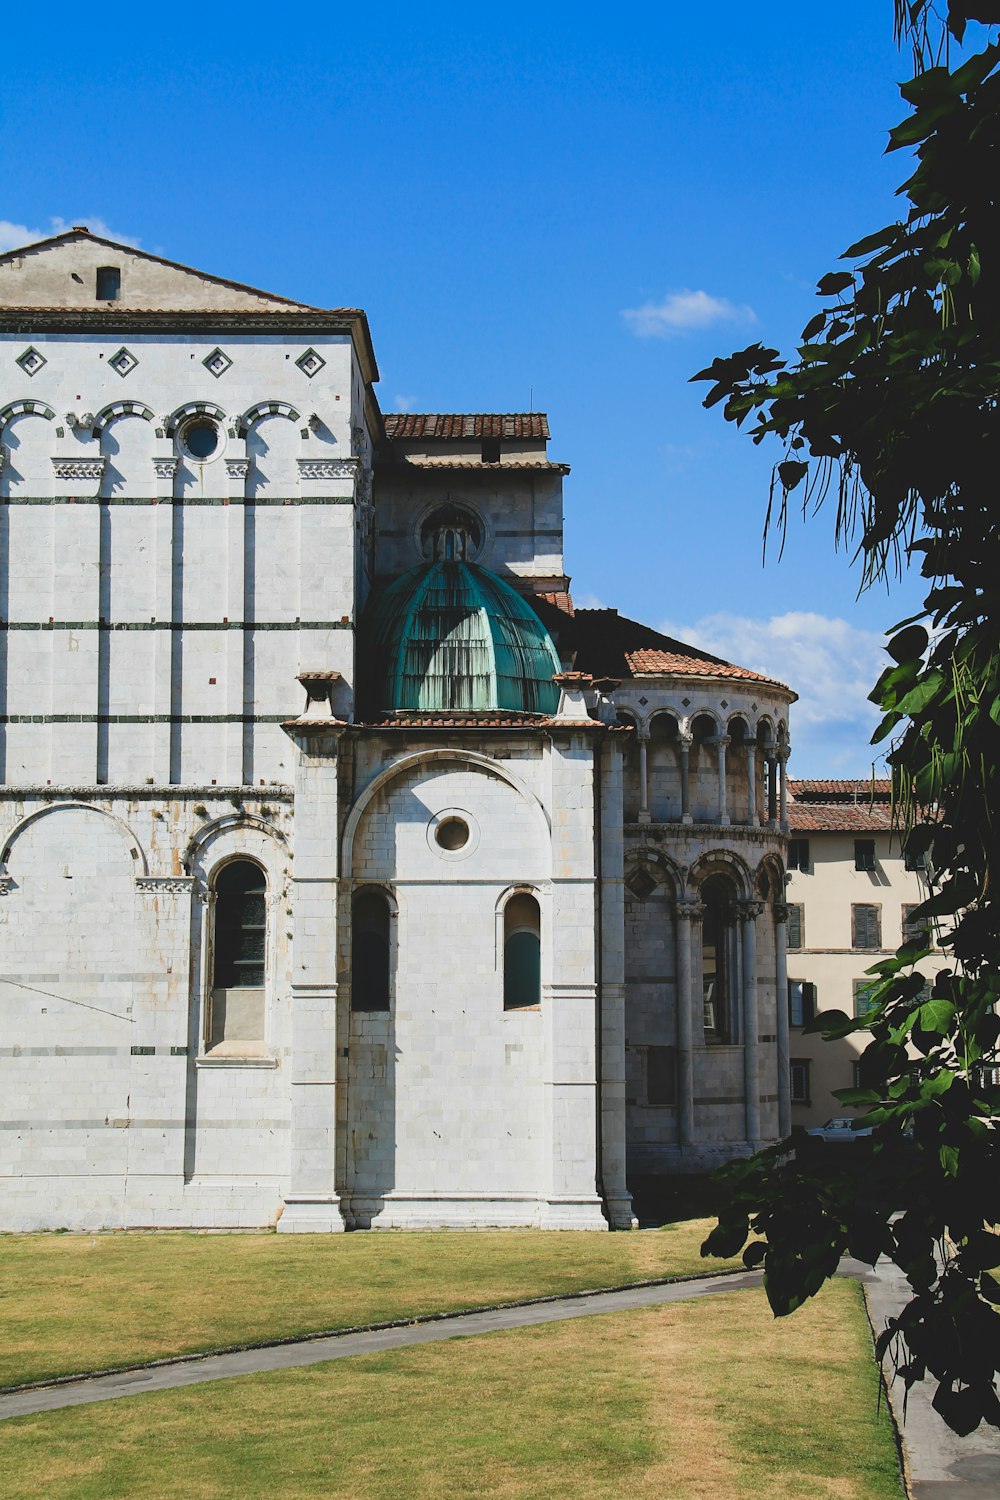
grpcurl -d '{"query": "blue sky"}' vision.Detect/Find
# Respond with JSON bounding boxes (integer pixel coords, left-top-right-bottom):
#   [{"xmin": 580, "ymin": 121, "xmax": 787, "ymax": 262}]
[{"xmin": 2, "ymin": 2, "xmax": 939, "ymax": 774}]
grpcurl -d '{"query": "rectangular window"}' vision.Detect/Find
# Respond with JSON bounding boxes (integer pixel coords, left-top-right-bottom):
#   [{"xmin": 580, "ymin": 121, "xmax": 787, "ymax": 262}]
[
  {"xmin": 854, "ymin": 839, "xmax": 877, "ymax": 872},
  {"xmin": 788, "ymin": 980, "xmax": 816, "ymax": 1028},
  {"xmin": 853, "ymin": 979, "xmax": 880, "ymax": 1022},
  {"xmin": 95, "ymin": 265, "xmax": 121, "ymax": 300},
  {"xmin": 787, "ymin": 838, "xmax": 810, "ymax": 873},
  {"xmin": 790, "ymin": 1059, "xmax": 810, "ymax": 1104},
  {"xmin": 852, "ymin": 903, "xmax": 881, "ymax": 950},
  {"xmin": 902, "ymin": 904, "xmax": 931, "ymax": 946},
  {"xmin": 786, "ymin": 903, "xmax": 804, "ymax": 950},
  {"xmin": 646, "ymin": 1045, "xmax": 678, "ymax": 1107},
  {"xmin": 904, "ymin": 842, "xmax": 927, "ymax": 871}
]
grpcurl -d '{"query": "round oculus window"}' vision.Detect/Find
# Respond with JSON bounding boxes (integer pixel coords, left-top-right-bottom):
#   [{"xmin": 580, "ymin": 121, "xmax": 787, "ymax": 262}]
[
  {"xmin": 181, "ymin": 418, "xmax": 221, "ymax": 461},
  {"xmin": 434, "ymin": 816, "xmax": 470, "ymax": 851}
]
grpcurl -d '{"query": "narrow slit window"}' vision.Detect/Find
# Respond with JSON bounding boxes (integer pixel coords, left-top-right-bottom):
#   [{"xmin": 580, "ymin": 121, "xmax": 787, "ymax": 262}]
[
  {"xmin": 352, "ymin": 890, "xmax": 391, "ymax": 1011},
  {"xmin": 504, "ymin": 893, "xmax": 541, "ymax": 1009}
]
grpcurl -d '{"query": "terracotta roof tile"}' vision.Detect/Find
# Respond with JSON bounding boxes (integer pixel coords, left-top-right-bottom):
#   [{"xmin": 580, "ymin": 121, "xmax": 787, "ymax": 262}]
[
  {"xmin": 572, "ymin": 609, "xmax": 794, "ymax": 694},
  {"xmin": 788, "ymin": 804, "xmax": 895, "ymax": 832},
  {"xmin": 789, "ymin": 778, "xmax": 892, "ymax": 800},
  {"xmin": 384, "ymin": 413, "xmax": 550, "ymax": 440},
  {"xmin": 534, "ymin": 590, "xmax": 575, "ymax": 617},
  {"xmin": 363, "ymin": 711, "xmax": 548, "ymax": 729},
  {"xmin": 387, "ymin": 456, "xmax": 569, "ymax": 472}
]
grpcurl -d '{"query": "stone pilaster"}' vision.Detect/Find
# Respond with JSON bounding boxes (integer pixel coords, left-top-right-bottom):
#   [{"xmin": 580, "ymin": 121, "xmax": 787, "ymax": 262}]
[
  {"xmin": 598, "ymin": 734, "xmax": 633, "ymax": 1229},
  {"xmin": 278, "ymin": 717, "xmax": 345, "ymax": 1232}
]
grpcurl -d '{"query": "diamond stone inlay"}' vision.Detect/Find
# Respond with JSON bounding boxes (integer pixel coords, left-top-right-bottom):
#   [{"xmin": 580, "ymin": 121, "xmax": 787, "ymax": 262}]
[
  {"xmin": 109, "ymin": 347, "xmax": 138, "ymax": 378},
  {"xmin": 296, "ymin": 347, "xmax": 325, "ymax": 378},
  {"xmin": 681, "ymin": 696, "xmax": 691, "ymax": 707},
  {"xmin": 203, "ymin": 347, "xmax": 232, "ymax": 378},
  {"xmin": 16, "ymin": 346, "xmax": 46, "ymax": 378},
  {"xmin": 637, "ymin": 695, "xmax": 648, "ymax": 707},
  {"xmin": 626, "ymin": 867, "xmax": 657, "ymax": 900}
]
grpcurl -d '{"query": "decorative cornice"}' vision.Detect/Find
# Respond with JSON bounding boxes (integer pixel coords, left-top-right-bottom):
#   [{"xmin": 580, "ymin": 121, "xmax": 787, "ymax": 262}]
[
  {"xmin": 153, "ymin": 457, "xmax": 179, "ymax": 480},
  {"xmin": 51, "ymin": 457, "xmax": 105, "ymax": 481},
  {"xmin": 297, "ymin": 457, "xmax": 359, "ymax": 482},
  {"xmin": 135, "ymin": 876, "xmax": 196, "ymax": 894},
  {"xmin": 225, "ymin": 458, "xmax": 250, "ymax": 479},
  {"xmin": 0, "ymin": 875, "xmax": 13, "ymax": 895}
]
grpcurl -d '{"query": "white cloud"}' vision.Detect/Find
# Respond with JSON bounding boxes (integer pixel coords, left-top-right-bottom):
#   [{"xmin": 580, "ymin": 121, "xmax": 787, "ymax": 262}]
[
  {"xmin": 0, "ymin": 216, "xmax": 140, "ymax": 253},
  {"xmin": 658, "ymin": 610, "xmax": 890, "ymax": 778},
  {"xmin": 393, "ymin": 396, "xmax": 417, "ymax": 413},
  {"xmin": 574, "ymin": 590, "xmax": 610, "ymax": 611},
  {"xmin": 622, "ymin": 288, "xmax": 757, "ymax": 339}
]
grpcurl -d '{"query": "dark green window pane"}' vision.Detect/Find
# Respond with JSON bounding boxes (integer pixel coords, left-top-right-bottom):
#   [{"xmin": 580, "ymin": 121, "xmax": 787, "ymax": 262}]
[
  {"xmin": 214, "ymin": 862, "xmax": 267, "ymax": 988},
  {"xmin": 504, "ymin": 930, "xmax": 540, "ymax": 1009}
]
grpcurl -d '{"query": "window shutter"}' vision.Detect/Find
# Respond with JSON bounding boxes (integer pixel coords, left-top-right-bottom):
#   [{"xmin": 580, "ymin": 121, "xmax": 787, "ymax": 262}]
[
  {"xmin": 852, "ymin": 904, "xmax": 880, "ymax": 949},
  {"xmin": 803, "ymin": 982, "xmax": 816, "ymax": 1025},
  {"xmin": 787, "ymin": 904, "xmax": 803, "ymax": 949}
]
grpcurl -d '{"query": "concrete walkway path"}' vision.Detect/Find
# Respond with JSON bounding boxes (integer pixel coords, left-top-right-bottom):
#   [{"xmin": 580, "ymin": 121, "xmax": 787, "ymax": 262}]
[
  {"xmin": 864, "ymin": 1257, "xmax": 1000, "ymax": 1500},
  {"xmin": 3, "ymin": 1253, "xmax": 999, "ymax": 1500},
  {"xmin": 0, "ymin": 1269, "xmax": 765, "ymax": 1421}
]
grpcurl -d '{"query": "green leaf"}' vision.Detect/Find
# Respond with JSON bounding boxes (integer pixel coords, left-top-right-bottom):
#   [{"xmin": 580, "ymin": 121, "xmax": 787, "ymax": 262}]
[
  {"xmin": 777, "ymin": 460, "xmax": 808, "ymax": 492},
  {"xmin": 939, "ymin": 1143, "xmax": 960, "ymax": 1177},
  {"xmin": 897, "ymin": 670, "xmax": 948, "ymax": 714},
  {"xmin": 816, "ymin": 271, "xmax": 854, "ymax": 296},
  {"xmin": 887, "ymin": 624, "xmax": 929, "ymax": 663},
  {"xmin": 918, "ymin": 999, "xmax": 957, "ymax": 1035}
]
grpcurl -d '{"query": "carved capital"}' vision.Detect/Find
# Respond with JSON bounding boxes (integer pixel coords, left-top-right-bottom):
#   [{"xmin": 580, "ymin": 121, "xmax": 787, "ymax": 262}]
[
  {"xmin": 0, "ymin": 875, "xmax": 13, "ymax": 896},
  {"xmin": 773, "ymin": 901, "xmax": 789, "ymax": 925},
  {"xmin": 225, "ymin": 458, "xmax": 250, "ymax": 480},
  {"xmin": 738, "ymin": 899, "xmax": 766, "ymax": 921},
  {"xmin": 153, "ymin": 457, "xmax": 179, "ymax": 481},
  {"xmin": 676, "ymin": 899, "xmax": 704, "ymax": 922}
]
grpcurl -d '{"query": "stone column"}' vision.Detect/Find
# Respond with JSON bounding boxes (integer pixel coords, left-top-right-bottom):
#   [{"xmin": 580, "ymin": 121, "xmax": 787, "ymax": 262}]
[
  {"xmin": 767, "ymin": 757, "xmax": 778, "ymax": 827},
  {"xmin": 774, "ymin": 901, "xmax": 791, "ymax": 1137},
  {"xmin": 679, "ymin": 735, "xmax": 693, "ymax": 824},
  {"xmin": 279, "ymin": 712, "xmax": 345, "ymax": 1232},
  {"xmin": 715, "ymin": 736, "xmax": 730, "ymax": 826},
  {"xmin": 740, "ymin": 900, "xmax": 764, "ymax": 1147},
  {"xmin": 637, "ymin": 733, "xmax": 650, "ymax": 823},
  {"xmin": 675, "ymin": 900, "xmax": 704, "ymax": 1147},
  {"xmin": 778, "ymin": 748, "xmax": 790, "ymax": 831},
  {"xmin": 745, "ymin": 741, "xmax": 757, "ymax": 826}
]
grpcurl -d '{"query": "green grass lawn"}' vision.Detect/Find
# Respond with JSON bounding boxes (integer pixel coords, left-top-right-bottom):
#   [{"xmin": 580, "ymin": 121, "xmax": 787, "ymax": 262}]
[
  {"xmin": 0, "ymin": 1219, "xmax": 743, "ymax": 1388},
  {"xmin": 0, "ymin": 1281, "xmax": 902, "ymax": 1500}
]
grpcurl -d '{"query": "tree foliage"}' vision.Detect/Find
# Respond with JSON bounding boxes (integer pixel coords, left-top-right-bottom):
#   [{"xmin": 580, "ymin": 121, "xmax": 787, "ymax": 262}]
[{"xmin": 693, "ymin": 0, "xmax": 1000, "ymax": 1434}]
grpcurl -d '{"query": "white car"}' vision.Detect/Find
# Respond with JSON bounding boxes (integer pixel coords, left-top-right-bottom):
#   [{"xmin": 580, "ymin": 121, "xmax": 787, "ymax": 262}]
[{"xmin": 805, "ymin": 1116, "xmax": 874, "ymax": 1143}]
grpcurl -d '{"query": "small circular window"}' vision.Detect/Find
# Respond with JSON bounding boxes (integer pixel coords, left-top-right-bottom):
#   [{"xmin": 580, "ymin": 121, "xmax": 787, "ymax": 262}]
[
  {"xmin": 434, "ymin": 817, "xmax": 469, "ymax": 851},
  {"xmin": 181, "ymin": 418, "xmax": 221, "ymax": 462}
]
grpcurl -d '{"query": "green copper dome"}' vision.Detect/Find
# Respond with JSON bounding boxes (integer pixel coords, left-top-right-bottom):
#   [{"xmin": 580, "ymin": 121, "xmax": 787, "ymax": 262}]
[{"xmin": 362, "ymin": 559, "xmax": 562, "ymax": 715}]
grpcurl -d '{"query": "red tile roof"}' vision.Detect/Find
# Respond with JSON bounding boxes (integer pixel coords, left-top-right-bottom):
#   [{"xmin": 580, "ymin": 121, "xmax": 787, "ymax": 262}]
[
  {"xmin": 363, "ymin": 711, "xmax": 549, "ymax": 729},
  {"xmin": 788, "ymin": 778, "xmax": 895, "ymax": 831},
  {"xmin": 384, "ymin": 413, "xmax": 550, "ymax": 440},
  {"xmin": 572, "ymin": 610, "xmax": 794, "ymax": 693},
  {"xmin": 789, "ymin": 779, "xmax": 892, "ymax": 800},
  {"xmin": 788, "ymin": 804, "xmax": 895, "ymax": 832},
  {"xmin": 534, "ymin": 590, "xmax": 575, "ymax": 617}
]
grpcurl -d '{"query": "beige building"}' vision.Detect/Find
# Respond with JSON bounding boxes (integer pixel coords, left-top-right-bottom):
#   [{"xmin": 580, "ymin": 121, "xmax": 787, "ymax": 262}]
[{"xmin": 785, "ymin": 779, "xmax": 934, "ymax": 1127}]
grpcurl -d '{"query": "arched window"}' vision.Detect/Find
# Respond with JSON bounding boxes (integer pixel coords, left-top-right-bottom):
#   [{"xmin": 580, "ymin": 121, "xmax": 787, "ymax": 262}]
[
  {"xmin": 701, "ymin": 877, "xmax": 736, "ymax": 1043},
  {"xmin": 209, "ymin": 860, "xmax": 267, "ymax": 1049},
  {"xmin": 352, "ymin": 890, "xmax": 391, "ymax": 1011},
  {"xmin": 504, "ymin": 892, "xmax": 541, "ymax": 1010}
]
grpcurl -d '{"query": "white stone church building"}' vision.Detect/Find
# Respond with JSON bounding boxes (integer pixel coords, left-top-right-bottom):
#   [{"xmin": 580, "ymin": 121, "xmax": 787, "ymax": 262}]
[{"xmin": 0, "ymin": 230, "xmax": 795, "ymax": 1231}]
